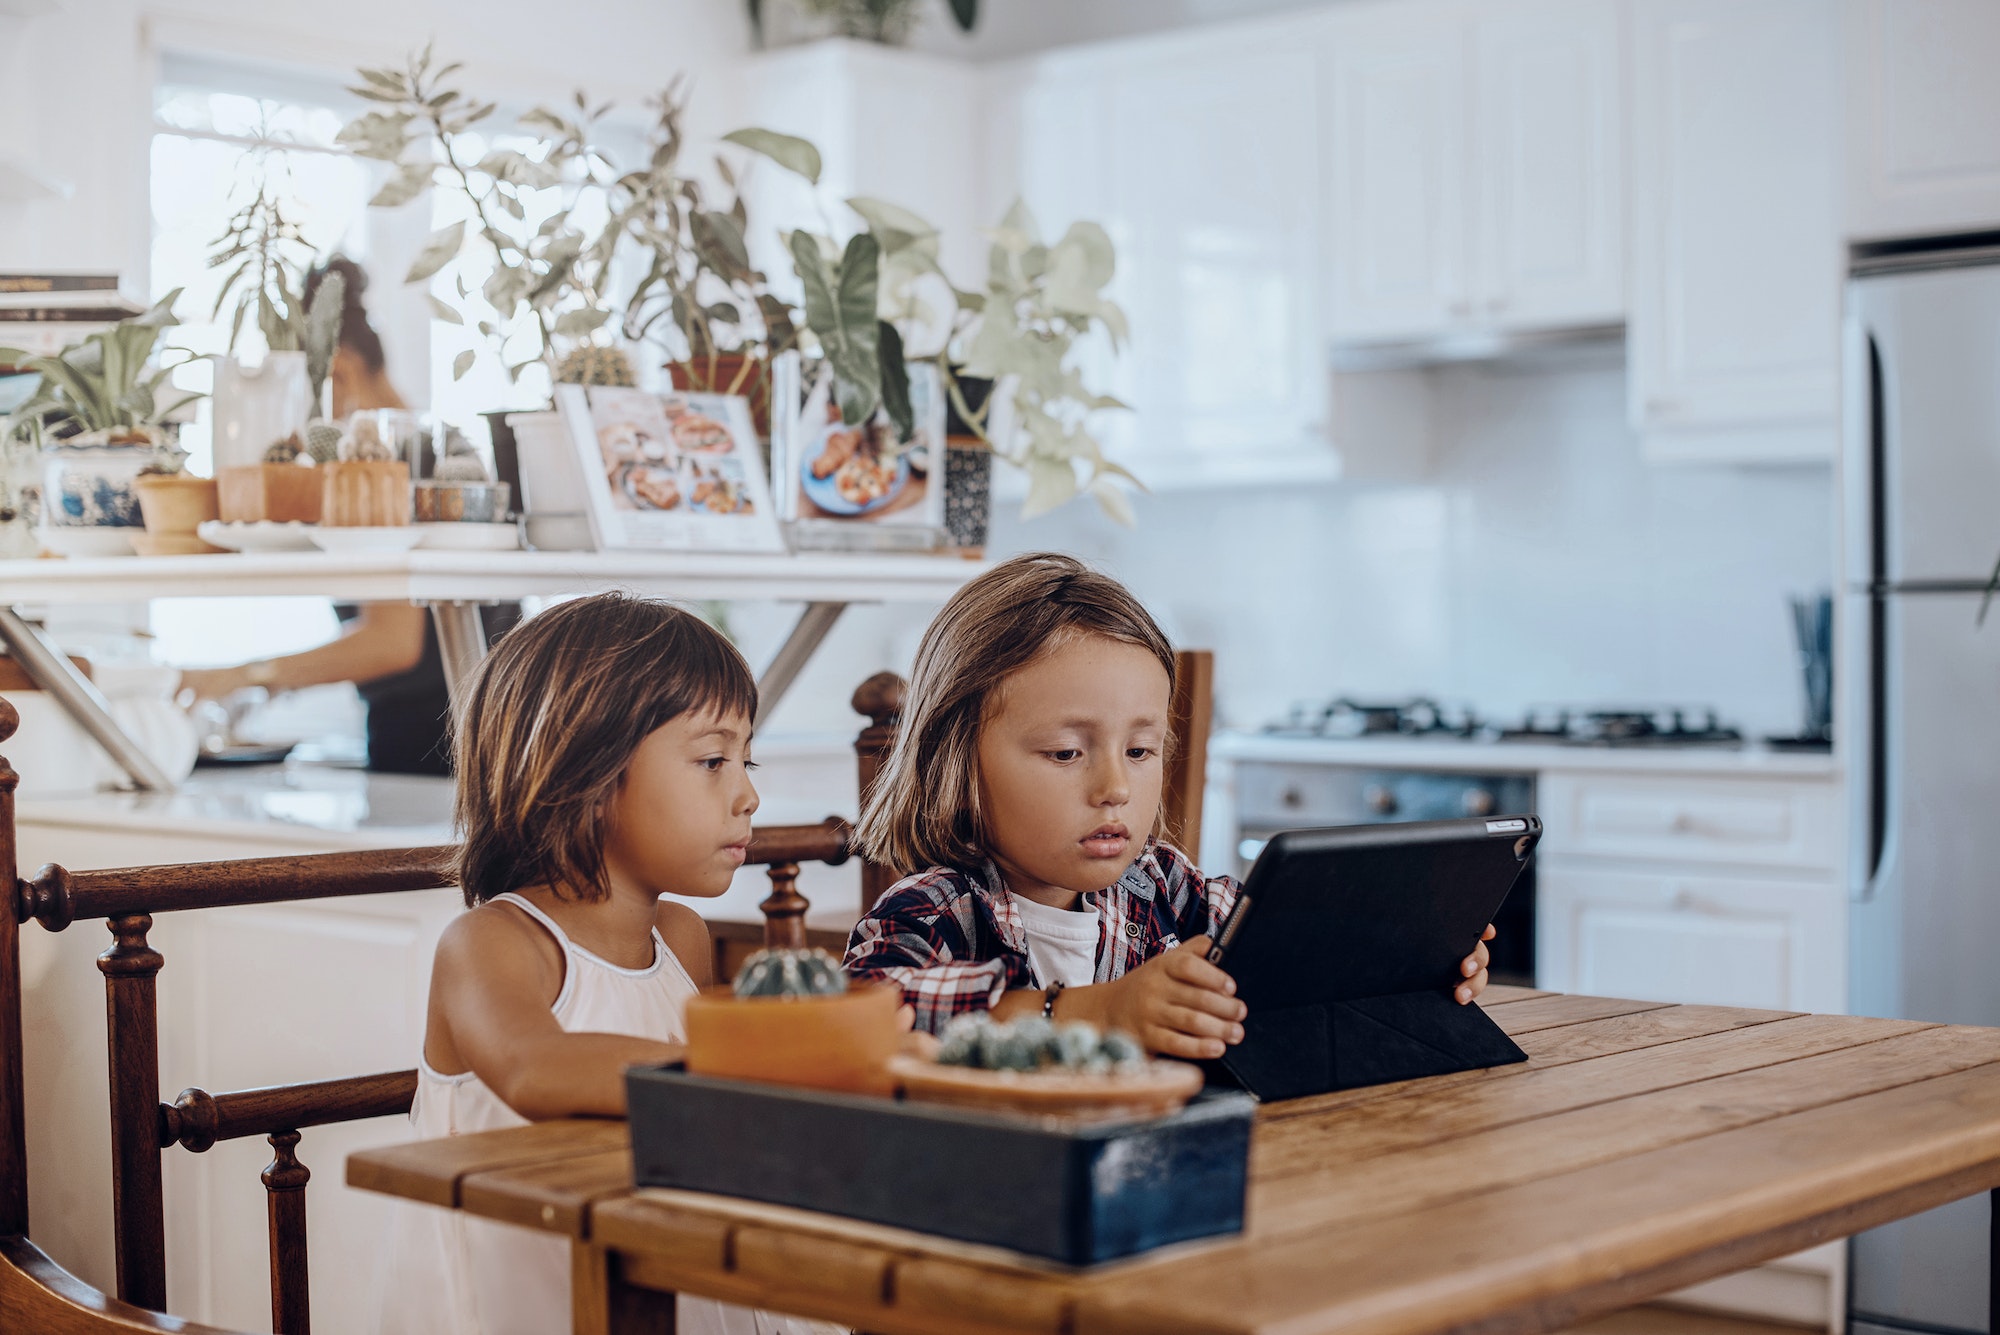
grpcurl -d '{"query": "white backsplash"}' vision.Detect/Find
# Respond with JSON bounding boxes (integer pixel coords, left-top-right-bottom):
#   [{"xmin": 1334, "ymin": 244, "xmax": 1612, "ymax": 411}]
[{"xmin": 757, "ymin": 361, "xmax": 1835, "ymax": 743}]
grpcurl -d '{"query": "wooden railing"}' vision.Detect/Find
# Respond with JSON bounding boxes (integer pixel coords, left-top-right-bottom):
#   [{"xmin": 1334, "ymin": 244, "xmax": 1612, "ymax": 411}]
[{"xmin": 0, "ymin": 673, "xmax": 907, "ymax": 1334}]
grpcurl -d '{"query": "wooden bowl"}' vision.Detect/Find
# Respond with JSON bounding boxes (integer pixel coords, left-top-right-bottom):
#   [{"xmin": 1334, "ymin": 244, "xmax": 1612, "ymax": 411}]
[
  {"xmin": 888, "ymin": 1054, "xmax": 1205, "ymax": 1122},
  {"xmin": 684, "ymin": 982, "xmax": 901, "ymax": 1095}
]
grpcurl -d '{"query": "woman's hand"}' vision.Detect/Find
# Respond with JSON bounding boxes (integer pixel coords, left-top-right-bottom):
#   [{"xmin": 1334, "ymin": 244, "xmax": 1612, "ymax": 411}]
[
  {"xmin": 1063, "ymin": 936, "xmax": 1246, "ymax": 1060},
  {"xmin": 177, "ymin": 665, "xmax": 250, "ymax": 703},
  {"xmin": 1455, "ymin": 923, "xmax": 1497, "ymax": 1004}
]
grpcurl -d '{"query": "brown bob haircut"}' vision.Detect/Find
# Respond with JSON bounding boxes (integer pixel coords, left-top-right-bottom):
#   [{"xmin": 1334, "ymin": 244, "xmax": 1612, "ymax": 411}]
[
  {"xmin": 856, "ymin": 551, "xmax": 1176, "ymax": 874},
  {"xmin": 452, "ymin": 592, "xmax": 756, "ymax": 906}
]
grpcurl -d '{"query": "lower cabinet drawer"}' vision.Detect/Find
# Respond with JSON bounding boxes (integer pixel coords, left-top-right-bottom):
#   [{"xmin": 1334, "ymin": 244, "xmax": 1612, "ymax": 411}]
[
  {"xmin": 1535, "ymin": 862, "xmax": 1844, "ymax": 1013},
  {"xmin": 1540, "ymin": 770, "xmax": 1839, "ymax": 872}
]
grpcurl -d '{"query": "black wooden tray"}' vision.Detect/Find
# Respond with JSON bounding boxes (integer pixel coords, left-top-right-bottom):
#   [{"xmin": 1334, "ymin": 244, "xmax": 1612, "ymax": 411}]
[{"xmin": 626, "ymin": 1064, "xmax": 1253, "ymax": 1266}]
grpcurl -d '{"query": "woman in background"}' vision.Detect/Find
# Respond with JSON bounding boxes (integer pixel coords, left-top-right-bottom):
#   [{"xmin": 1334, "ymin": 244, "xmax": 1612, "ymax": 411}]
[{"xmin": 180, "ymin": 257, "xmax": 516, "ymax": 775}]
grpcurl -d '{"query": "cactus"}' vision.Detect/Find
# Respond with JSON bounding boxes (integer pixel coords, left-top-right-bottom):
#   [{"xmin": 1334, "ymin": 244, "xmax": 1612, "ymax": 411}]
[
  {"xmin": 262, "ymin": 434, "xmax": 303, "ymax": 464},
  {"xmin": 304, "ymin": 421, "xmax": 343, "ymax": 465},
  {"xmin": 731, "ymin": 947, "xmax": 849, "ymax": 999},
  {"xmin": 555, "ymin": 345, "xmax": 636, "ymax": 388},
  {"xmin": 934, "ymin": 1014, "xmax": 1146, "ymax": 1074}
]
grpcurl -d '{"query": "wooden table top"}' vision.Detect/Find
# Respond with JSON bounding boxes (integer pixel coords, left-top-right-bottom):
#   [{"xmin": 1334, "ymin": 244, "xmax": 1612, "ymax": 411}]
[{"xmin": 348, "ymin": 989, "xmax": 2000, "ymax": 1335}]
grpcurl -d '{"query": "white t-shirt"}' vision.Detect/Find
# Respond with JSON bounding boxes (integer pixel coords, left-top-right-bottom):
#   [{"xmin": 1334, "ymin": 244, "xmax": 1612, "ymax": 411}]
[{"xmin": 1010, "ymin": 891, "xmax": 1102, "ymax": 990}]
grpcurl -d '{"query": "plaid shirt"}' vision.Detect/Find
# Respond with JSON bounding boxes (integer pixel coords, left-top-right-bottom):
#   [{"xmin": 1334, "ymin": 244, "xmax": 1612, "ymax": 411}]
[{"xmin": 843, "ymin": 842, "xmax": 1240, "ymax": 1034}]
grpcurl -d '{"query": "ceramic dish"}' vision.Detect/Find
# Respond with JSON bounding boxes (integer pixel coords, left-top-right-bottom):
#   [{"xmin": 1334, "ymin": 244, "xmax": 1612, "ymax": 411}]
[
  {"xmin": 800, "ymin": 423, "xmax": 909, "ymax": 517},
  {"xmin": 888, "ymin": 1054, "xmax": 1205, "ymax": 1121},
  {"xmin": 196, "ymin": 520, "xmax": 317, "ymax": 554},
  {"xmin": 35, "ymin": 527, "xmax": 136, "ymax": 558},
  {"xmin": 307, "ymin": 526, "xmax": 424, "ymax": 554},
  {"xmin": 414, "ymin": 522, "xmax": 521, "ymax": 551}
]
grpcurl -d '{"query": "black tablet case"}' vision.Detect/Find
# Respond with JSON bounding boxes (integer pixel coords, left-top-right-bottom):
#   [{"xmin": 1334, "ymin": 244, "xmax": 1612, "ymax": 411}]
[{"xmin": 1210, "ymin": 817, "xmax": 1539, "ymax": 1101}]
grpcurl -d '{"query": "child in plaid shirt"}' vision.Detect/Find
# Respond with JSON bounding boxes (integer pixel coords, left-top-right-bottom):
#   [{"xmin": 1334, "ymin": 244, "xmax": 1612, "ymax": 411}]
[{"xmin": 845, "ymin": 552, "xmax": 1497, "ymax": 1056}]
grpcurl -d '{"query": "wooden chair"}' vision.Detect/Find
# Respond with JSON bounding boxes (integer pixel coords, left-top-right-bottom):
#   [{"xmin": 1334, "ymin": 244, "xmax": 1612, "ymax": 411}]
[
  {"xmin": 0, "ymin": 676, "xmax": 902, "ymax": 1334},
  {"xmin": 0, "ymin": 650, "xmax": 1214, "ymax": 1333}
]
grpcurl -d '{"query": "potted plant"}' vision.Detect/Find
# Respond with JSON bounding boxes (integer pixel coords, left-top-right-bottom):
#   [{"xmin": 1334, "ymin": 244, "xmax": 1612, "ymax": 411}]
[
  {"xmin": 745, "ymin": 0, "xmax": 978, "ymax": 47},
  {"xmin": 131, "ymin": 443, "xmax": 221, "ymax": 556},
  {"xmin": 730, "ymin": 127, "xmax": 1137, "ymax": 525},
  {"xmin": 339, "ymin": 44, "xmax": 619, "ymax": 388},
  {"xmin": 2, "ymin": 293, "xmax": 207, "ymax": 553},
  {"xmin": 610, "ymin": 97, "xmax": 806, "ymax": 437}
]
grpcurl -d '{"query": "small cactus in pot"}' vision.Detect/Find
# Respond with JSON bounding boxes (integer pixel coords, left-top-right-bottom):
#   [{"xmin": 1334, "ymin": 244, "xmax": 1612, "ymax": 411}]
[{"xmin": 731, "ymin": 947, "xmax": 849, "ymax": 998}]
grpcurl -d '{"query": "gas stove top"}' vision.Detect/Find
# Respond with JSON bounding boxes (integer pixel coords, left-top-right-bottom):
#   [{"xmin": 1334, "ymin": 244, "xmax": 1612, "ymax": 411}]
[{"xmin": 1265, "ymin": 698, "xmax": 1746, "ymax": 749}]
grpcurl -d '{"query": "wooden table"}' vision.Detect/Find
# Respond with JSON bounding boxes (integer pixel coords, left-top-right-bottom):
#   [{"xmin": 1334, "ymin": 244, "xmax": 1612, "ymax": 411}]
[{"xmin": 348, "ymin": 989, "xmax": 2000, "ymax": 1335}]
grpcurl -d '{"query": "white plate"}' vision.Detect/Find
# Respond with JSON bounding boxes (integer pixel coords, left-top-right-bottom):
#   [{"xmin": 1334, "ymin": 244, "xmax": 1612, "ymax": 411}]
[
  {"xmin": 196, "ymin": 520, "xmax": 317, "ymax": 554},
  {"xmin": 307, "ymin": 526, "xmax": 424, "ymax": 554},
  {"xmin": 414, "ymin": 521, "xmax": 521, "ymax": 551},
  {"xmin": 35, "ymin": 526, "xmax": 136, "ymax": 558}
]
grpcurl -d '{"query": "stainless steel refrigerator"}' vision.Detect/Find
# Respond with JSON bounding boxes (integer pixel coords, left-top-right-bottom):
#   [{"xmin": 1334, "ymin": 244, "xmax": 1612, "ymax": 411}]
[{"xmin": 1845, "ymin": 240, "xmax": 2000, "ymax": 1335}]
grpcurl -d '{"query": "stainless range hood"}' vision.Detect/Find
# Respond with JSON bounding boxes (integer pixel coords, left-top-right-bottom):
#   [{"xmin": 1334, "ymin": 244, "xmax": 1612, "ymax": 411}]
[{"xmin": 1329, "ymin": 322, "xmax": 1626, "ymax": 373}]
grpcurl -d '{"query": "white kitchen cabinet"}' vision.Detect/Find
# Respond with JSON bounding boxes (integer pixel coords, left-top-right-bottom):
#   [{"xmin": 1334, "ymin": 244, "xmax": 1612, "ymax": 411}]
[
  {"xmin": 1628, "ymin": 0, "xmax": 1843, "ymax": 463},
  {"xmin": 1322, "ymin": 0, "xmax": 1623, "ymax": 345},
  {"xmin": 1845, "ymin": 0, "xmax": 2000, "ymax": 240},
  {"xmin": 1536, "ymin": 863, "xmax": 1844, "ymax": 1012},
  {"xmin": 1321, "ymin": 1, "xmax": 1469, "ymax": 343},
  {"xmin": 1000, "ymin": 17, "xmax": 1336, "ymax": 483},
  {"xmin": 1471, "ymin": 0, "xmax": 1625, "ymax": 330}
]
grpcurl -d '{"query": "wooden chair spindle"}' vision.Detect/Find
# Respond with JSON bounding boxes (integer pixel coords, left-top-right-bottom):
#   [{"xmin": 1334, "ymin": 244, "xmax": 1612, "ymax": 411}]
[
  {"xmin": 261, "ymin": 1130, "xmax": 311, "ymax": 1335},
  {"xmin": 759, "ymin": 863, "xmax": 809, "ymax": 950},
  {"xmin": 850, "ymin": 672, "xmax": 905, "ymax": 912},
  {"xmin": 98, "ymin": 912, "xmax": 167, "ymax": 1311}
]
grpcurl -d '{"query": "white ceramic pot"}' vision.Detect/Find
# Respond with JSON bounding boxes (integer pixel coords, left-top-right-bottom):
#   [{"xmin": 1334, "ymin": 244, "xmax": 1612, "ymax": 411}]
[
  {"xmin": 40, "ymin": 439, "xmax": 157, "ymax": 529},
  {"xmin": 507, "ymin": 410, "xmax": 595, "ymax": 550},
  {"xmin": 213, "ymin": 352, "xmax": 312, "ymax": 471}
]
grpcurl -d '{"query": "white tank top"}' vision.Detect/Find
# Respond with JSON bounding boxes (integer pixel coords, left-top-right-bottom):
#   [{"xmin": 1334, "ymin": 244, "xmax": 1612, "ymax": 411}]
[{"xmin": 376, "ymin": 894, "xmax": 840, "ymax": 1335}]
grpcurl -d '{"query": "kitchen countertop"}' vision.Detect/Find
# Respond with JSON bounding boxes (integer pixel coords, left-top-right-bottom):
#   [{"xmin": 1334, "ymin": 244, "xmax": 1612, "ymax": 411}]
[{"xmin": 1209, "ymin": 728, "xmax": 1841, "ymax": 778}]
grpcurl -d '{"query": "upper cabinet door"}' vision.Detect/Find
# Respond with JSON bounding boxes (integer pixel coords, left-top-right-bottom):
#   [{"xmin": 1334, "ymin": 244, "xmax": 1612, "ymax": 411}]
[
  {"xmin": 1629, "ymin": 0, "xmax": 1841, "ymax": 459},
  {"xmin": 1322, "ymin": 3, "xmax": 1470, "ymax": 343},
  {"xmin": 1846, "ymin": 0, "xmax": 2000, "ymax": 241},
  {"xmin": 1472, "ymin": 0, "xmax": 1625, "ymax": 329},
  {"xmin": 1108, "ymin": 25, "xmax": 1324, "ymax": 464}
]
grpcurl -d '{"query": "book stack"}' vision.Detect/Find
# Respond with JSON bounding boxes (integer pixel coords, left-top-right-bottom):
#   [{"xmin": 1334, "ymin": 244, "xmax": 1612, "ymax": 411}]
[{"xmin": 0, "ymin": 273, "xmax": 146, "ymax": 363}]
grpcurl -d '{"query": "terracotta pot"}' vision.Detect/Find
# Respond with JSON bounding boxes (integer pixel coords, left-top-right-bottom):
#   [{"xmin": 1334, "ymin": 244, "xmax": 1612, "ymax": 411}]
[
  {"xmin": 322, "ymin": 460, "xmax": 411, "ymax": 527},
  {"xmin": 668, "ymin": 353, "xmax": 772, "ymax": 439},
  {"xmin": 683, "ymin": 982, "xmax": 901, "ymax": 1095},
  {"xmin": 217, "ymin": 463, "xmax": 323, "ymax": 524},
  {"xmin": 132, "ymin": 475, "xmax": 223, "ymax": 555}
]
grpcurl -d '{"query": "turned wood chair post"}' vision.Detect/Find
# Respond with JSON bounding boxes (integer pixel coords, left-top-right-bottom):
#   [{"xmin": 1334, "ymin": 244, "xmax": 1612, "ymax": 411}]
[
  {"xmin": 851, "ymin": 671, "xmax": 905, "ymax": 912},
  {"xmin": 0, "ymin": 698, "xmax": 25, "ymax": 1238},
  {"xmin": 759, "ymin": 864, "xmax": 809, "ymax": 950},
  {"xmin": 1163, "ymin": 649, "xmax": 1215, "ymax": 853},
  {"xmin": 261, "ymin": 1130, "xmax": 310, "ymax": 1335},
  {"xmin": 99, "ymin": 912, "xmax": 168, "ymax": 1310}
]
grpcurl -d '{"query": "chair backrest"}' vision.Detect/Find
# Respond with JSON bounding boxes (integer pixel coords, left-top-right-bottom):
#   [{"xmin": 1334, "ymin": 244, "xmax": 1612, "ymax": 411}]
[
  {"xmin": 1163, "ymin": 648, "xmax": 1214, "ymax": 855},
  {"xmin": 0, "ymin": 677, "xmax": 903, "ymax": 1334}
]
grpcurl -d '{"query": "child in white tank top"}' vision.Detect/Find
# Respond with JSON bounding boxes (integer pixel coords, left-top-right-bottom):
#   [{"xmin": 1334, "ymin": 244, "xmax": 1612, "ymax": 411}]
[{"xmin": 377, "ymin": 593, "xmax": 840, "ymax": 1335}]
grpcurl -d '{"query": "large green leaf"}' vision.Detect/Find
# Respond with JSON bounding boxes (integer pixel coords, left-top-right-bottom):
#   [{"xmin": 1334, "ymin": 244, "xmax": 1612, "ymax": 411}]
[
  {"xmin": 877, "ymin": 321, "xmax": 912, "ymax": 442},
  {"xmin": 1021, "ymin": 455, "xmax": 1079, "ymax": 519},
  {"xmin": 836, "ymin": 233, "xmax": 880, "ymax": 346},
  {"xmin": 691, "ymin": 210, "xmax": 751, "ymax": 279},
  {"xmin": 406, "ymin": 220, "xmax": 465, "ymax": 284},
  {"xmin": 370, "ymin": 162, "xmax": 432, "ymax": 208},
  {"xmin": 722, "ymin": 127, "xmax": 821, "ymax": 185},
  {"xmin": 553, "ymin": 306, "xmax": 612, "ymax": 338},
  {"xmin": 947, "ymin": 0, "xmax": 977, "ymax": 31},
  {"xmin": 790, "ymin": 231, "xmax": 840, "ymax": 347}
]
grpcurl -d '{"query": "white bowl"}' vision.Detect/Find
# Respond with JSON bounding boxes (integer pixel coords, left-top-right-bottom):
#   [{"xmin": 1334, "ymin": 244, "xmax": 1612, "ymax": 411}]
[
  {"xmin": 36, "ymin": 526, "xmax": 136, "ymax": 558},
  {"xmin": 307, "ymin": 526, "xmax": 424, "ymax": 554},
  {"xmin": 196, "ymin": 520, "xmax": 317, "ymax": 554},
  {"xmin": 414, "ymin": 522, "xmax": 521, "ymax": 551}
]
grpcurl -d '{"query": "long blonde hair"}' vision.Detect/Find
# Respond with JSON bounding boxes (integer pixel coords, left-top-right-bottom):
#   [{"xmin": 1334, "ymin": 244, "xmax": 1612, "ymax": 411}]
[
  {"xmin": 452, "ymin": 593, "xmax": 756, "ymax": 906},
  {"xmin": 856, "ymin": 552, "xmax": 1176, "ymax": 874}
]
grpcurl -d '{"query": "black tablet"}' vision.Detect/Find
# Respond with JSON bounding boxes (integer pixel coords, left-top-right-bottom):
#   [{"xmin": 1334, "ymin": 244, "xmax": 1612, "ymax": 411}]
[{"xmin": 1203, "ymin": 815, "xmax": 1541, "ymax": 1100}]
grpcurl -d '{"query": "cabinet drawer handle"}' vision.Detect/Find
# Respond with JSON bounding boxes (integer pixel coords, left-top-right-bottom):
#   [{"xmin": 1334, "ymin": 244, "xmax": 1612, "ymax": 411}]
[
  {"xmin": 1670, "ymin": 812, "xmax": 1695, "ymax": 833},
  {"xmin": 1281, "ymin": 787, "xmax": 1305, "ymax": 810}
]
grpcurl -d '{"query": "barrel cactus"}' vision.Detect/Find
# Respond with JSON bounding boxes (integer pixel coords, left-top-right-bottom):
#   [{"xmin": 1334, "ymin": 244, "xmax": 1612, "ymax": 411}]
[
  {"xmin": 555, "ymin": 345, "xmax": 636, "ymax": 388},
  {"xmin": 935, "ymin": 1015, "xmax": 1145, "ymax": 1074},
  {"xmin": 732, "ymin": 947, "xmax": 849, "ymax": 999}
]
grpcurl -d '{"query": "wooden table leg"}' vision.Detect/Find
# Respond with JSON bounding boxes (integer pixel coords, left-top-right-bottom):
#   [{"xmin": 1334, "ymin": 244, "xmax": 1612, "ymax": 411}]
[{"xmin": 573, "ymin": 1241, "xmax": 676, "ymax": 1335}]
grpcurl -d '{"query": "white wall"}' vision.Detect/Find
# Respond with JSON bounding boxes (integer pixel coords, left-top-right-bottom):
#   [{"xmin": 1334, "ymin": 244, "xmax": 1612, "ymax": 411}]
[
  {"xmin": 971, "ymin": 360, "xmax": 1835, "ymax": 740},
  {"xmin": 0, "ymin": 0, "xmax": 753, "ymax": 286}
]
